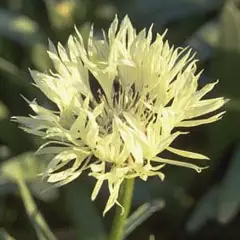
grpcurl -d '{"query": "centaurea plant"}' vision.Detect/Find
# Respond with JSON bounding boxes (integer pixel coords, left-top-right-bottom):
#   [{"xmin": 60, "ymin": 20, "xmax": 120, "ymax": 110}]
[{"xmin": 13, "ymin": 15, "xmax": 227, "ymax": 240}]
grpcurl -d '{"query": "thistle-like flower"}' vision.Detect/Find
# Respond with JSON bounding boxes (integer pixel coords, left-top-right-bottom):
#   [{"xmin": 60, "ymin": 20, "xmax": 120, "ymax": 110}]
[{"xmin": 13, "ymin": 15, "xmax": 227, "ymax": 215}]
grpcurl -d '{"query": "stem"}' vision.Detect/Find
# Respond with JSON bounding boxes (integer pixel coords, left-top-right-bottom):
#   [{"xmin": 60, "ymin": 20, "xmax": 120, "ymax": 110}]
[
  {"xmin": 108, "ymin": 178, "xmax": 135, "ymax": 240},
  {"xmin": 16, "ymin": 177, "xmax": 57, "ymax": 240}
]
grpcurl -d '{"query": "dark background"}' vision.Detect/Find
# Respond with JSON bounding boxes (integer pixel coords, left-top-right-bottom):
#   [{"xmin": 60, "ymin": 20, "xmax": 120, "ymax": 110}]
[{"xmin": 0, "ymin": 0, "xmax": 240, "ymax": 239}]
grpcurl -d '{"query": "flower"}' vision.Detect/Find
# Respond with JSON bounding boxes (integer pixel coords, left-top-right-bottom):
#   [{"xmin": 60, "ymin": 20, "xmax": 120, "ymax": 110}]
[{"xmin": 13, "ymin": 15, "xmax": 227, "ymax": 215}]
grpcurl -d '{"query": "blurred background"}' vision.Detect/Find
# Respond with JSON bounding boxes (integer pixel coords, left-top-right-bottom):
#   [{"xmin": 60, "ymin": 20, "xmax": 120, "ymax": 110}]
[{"xmin": 0, "ymin": 0, "xmax": 240, "ymax": 239}]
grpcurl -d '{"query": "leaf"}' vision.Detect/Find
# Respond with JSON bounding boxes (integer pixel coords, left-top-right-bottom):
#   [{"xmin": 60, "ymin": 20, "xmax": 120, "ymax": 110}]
[
  {"xmin": 186, "ymin": 185, "xmax": 219, "ymax": 232},
  {"xmin": 0, "ymin": 153, "xmax": 57, "ymax": 239},
  {"xmin": 219, "ymin": 1, "xmax": 240, "ymax": 52},
  {"xmin": 0, "ymin": 152, "xmax": 58, "ymax": 202},
  {"xmin": 29, "ymin": 181, "xmax": 59, "ymax": 202},
  {"xmin": 0, "ymin": 145, "xmax": 11, "ymax": 161},
  {"xmin": 64, "ymin": 179, "xmax": 106, "ymax": 240},
  {"xmin": 0, "ymin": 57, "xmax": 25, "ymax": 81},
  {"xmin": 132, "ymin": 180, "xmax": 152, "ymax": 205},
  {"xmin": 217, "ymin": 144, "xmax": 240, "ymax": 224},
  {"xmin": 0, "ymin": 102, "xmax": 9, "ymax": 121},
  {"xmin": 0, "ymin": 229, "xmax": 15, "ymax": 240},
  {"xmin": 124, "ymin": 200, "xmax": 165, "ymax": 239},
  {"xmin": 186, "ymin": 144, "xmax": 240, "ymax": 231},
  {"xmin": 0, "ymin": 152, "xmax": 45, "ymax": 181},
  {"xmin": 16, "ymin": 177, "xmax": 57, "ymax": 240},
  {"xmin": 120, "ymin": 0, "xmax": 224, "ymax": 26},
  {"xmin": 186, "ymin": 20, "xmax": 220, "ymax": 61},
  {"xmin": 0, "ymin": 120, "xmax": 35, "ymax": 155},
  {"xmin": 206, "ymin": 0, "xmax": 240, "ymax": 159},
  {"xmin": 0, "ymin": 9, "xmax": 42, "ymax": 46},
  {"xmin": 30, "ymin": 43, "xmax": 51, "ymax": 71}
]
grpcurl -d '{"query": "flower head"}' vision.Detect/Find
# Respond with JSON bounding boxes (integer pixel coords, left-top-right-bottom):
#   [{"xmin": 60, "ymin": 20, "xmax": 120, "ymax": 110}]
[{"xmin": 13, "ymin": 15, "xmax": 227, "ymax": 215}]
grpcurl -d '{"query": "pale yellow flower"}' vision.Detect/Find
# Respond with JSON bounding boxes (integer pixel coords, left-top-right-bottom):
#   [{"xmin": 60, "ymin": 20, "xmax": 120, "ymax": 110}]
[{"xmin": 13, "ymin": 15, "xmax": 227, "ymax": 215}]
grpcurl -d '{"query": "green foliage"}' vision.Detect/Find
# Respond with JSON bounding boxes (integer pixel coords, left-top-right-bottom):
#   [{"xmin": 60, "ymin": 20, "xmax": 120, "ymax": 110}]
[
  {"xmin": 0, "ymin": 229, "xmax": 15, "ymax": 240},
  {"xmin": 0, "ymin": 102, "xmax": 8, "ymax": 121},
  {"xmin": 207, "ymin": 0, "xmax": 240, "ymax": 159},
  {"xmin": 64, "ymin": 180, "xmax": 107, "ymax": 240},
  {"xmin": 187, "ymin": 143, "xmax": 240, "ymax": 231},
  {"xmin": 0, "ymin": 9, "xmax": 42, "ymax": 46},
  {"xmin": 0, "ymin": 0, "xmax": 239, "ymax": 239},
  {"xmin": 125, "ymin": 200, "xmax": 165, "ymax": 239},
  {"xmin": 0, "ymin": 153, "xmax": 57, "ymax": 239}
]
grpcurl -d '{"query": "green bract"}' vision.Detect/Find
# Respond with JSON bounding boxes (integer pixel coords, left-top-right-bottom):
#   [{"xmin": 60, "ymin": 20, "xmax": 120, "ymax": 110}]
[{"xmin": 13, "ymin": 15, "xmax": 227, "ymax": 215}]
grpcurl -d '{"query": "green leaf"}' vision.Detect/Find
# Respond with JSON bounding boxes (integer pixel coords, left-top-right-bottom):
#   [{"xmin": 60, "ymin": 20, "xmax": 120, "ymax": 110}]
[
  {"xmin": 0, "ymin": 57, "xmax": 25, "ymax": 80},
  {"xmin": 30, "ymin": 43, "xmax": 50, "ymax": 71},
  {"xmin": 0, "ymin": 145, "xmax": 11, "ymax": 160},
  {"xmin": 0, "ymin": 9, "xmax": 42, "ymax": 46},
  {"xmin": 0, "ymin": 229, "xmax": 15, "ymax": 240},
  {"xmin": 64, "ymin": 179, "xmax": 106, "ymax": 240},
  {"xmin": 29, "ymin": 181, "xmax": 59, "ymax": 202},
  {"xmin": 0, "ymin": 120, "xmax": 35, "ymax": 155},
  {"xmin": 218, "ymin": 144, "xmax": 240, "ymax": 224},
  {"xmin": 16, "ymin": 177, "xmax": 57, "ymax": 240},
  {"xmin": 0, "ymin": 152, "xmax": 58, "ymax": 239},
  {"xmin": 124, "ymin": 200, "xmax": 165, "ymax": 239},
  {"xmin": 0, "ymin": 152, "xmax": 44, "ymax": 181},
  {"xmin": 186, "ymin": 20, "xmax": 220, "ymax": 61},
  {"xmin": 186, "ymin": 185, "xmax": 219, "ymax": 232},
  {"xmin": 0, "ymin": 152, "xmax": 58, "ymax": 202},
  {"xmin": 0, "ymin": 153, "xmax": 57, "ymax": 240},
  {"xmin": 206, "ymin": 0, "xmax": 240, "ymax": 159},
  {"xmin": 120, "ymin": 0, "xmax": 224, "ymax": 26},
  {"xmin": 219, "ymin": 1, "xmax": 240, "ymax": 53},
  {"xmin": 0, "ymin": 102, "xmax": 9, "ymax": 121},
  {"xmin": 187, "ymin": 144, "xmax": 240, "ymax": 230}
]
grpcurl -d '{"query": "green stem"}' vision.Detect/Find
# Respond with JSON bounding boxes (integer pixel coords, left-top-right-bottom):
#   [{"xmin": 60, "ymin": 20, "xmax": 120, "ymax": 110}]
[
  {"xmin": 108, "ymin": 178, "xmax": 135, "ymax": 240},
  {"xmin": 16, "ymin": 177, "xmax": 57, "ymax": 240}
]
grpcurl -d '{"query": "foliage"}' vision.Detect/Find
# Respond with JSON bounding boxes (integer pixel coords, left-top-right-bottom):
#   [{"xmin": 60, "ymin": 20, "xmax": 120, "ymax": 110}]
[{"xmin": 0, "ymin": 0, "xmax": 239, "ymax": 239}]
